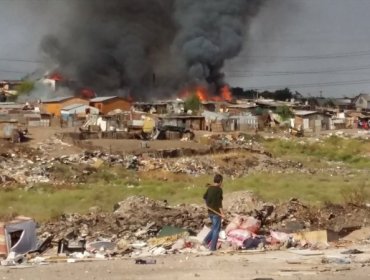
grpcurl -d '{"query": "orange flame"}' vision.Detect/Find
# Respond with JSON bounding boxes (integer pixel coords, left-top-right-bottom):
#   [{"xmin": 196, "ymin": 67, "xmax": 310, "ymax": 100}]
[
  {"xmin": 180, "ymin": 85, "xmax": 233, "ymax": 102},
  {"xmin": 196, "ymin": 87, "xmax": 208, "ymax": 102},
  {"xmin": 221, "ymin": 85, "xmax": 232, "ymax": 102}
]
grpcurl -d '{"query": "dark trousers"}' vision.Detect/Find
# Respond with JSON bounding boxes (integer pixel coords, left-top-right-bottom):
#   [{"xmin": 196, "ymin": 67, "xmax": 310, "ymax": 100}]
[{"xmin": 203, "ymin": 214, "xmax": 221, "ymax": 251}]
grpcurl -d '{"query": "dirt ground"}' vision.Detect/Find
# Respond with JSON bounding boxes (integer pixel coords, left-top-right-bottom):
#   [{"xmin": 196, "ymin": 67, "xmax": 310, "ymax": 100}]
[
  {"xmin": 1, "ymin": 247, "xmax": 370, "ymax": 280},
  {"xmin": 22, "ymin": 125, "xmax": 366, "ymax": 157},
  {"xmin": 85, "ymin": 138, "xmax": 209, "ymax": 154},
  {"xmin": 23, "ymin": 127, "xmax": 211, "ymax": 155}
]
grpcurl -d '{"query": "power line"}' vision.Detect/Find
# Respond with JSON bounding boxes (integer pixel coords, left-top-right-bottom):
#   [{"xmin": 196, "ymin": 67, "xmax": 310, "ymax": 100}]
[
  {"xmin": 230, "ymin": 78, "xmax": 370, "ymax": 91},
  {"xmin": 0, "ymin": 58, "xmax": 41, "ymax": 63},
  {"xmin": 0, "ymin": 69, "xmax": 29, "ymax": 74},
  {"xmin": 232, "ymin": 50, "xmax": 370, "ymax": 62},
  {"xmin": 226, "ymin": 64, "xmax": 370, "ymax": 77}
]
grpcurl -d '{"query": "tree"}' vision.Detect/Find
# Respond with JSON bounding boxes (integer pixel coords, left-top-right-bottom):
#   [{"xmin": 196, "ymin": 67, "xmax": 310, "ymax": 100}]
[
  {"xmin": 244, "ymin": 89, "xmax": 259, "ymax": 99},
  {"xmin": 276, "ymin": 105, "xmax": 294, "ymax": 121},
  {"xmin": 274, "ymin": 88, "xmax": 293, "ymax": 101},
  {"xmin": 15, "ymin": 80, "xmax": 35, "ymax": 95},
  {"xmin": 231, "ymin": 87, "xmax": 244, "ymax": 98},
  {"xmin": 184, "ymin": 93, "xmax": 201, "ymax": 113},
  {"xmin": 324, "ymin": 99, "xmax": 335, "ymax": 108}
]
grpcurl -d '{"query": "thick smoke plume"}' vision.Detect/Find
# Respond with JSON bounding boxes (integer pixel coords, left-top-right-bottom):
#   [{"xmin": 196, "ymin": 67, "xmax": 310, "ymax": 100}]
[{"xmin": 41, "ymin": 0, "xmax": 266, "ymax": 100}]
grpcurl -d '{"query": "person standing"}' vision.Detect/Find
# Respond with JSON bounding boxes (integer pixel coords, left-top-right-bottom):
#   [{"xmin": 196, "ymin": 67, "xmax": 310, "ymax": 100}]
[{"xmin": 203, "ymin": 174, "xmax": 224, "ymax": 251}]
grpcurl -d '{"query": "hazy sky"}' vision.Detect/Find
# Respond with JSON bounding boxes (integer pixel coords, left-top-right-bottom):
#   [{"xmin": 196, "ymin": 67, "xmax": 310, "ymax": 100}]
[
  {"xmin": 1, "ymin": 0, "xmax": 370, "ymax": 97},
  {"xmin": 226, "ymin": 0, "xmax": 370, "ymax": 97}
]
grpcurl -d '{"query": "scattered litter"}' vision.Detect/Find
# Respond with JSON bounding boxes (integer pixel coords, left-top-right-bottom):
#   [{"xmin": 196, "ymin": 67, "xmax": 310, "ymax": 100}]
[
  {"xmin": 341, "ymin": 249, "xmax": 364, "ymax": 255},
  {"xmin": 135, "ymin": 259, "xmax": 156, "ymax": 264},
  {"xmin": 322, "ymin": 256, "xmax": 351, "ymax": 264},
  {"xmin": 288, "ymin": 250, "xmax": 324, "ymax": 256}
]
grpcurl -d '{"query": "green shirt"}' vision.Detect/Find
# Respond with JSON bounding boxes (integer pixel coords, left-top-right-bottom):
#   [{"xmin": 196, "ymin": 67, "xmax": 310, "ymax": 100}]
[{"xmin": 203, "ymin": 185, "xmax": 223, "ymax": 214}]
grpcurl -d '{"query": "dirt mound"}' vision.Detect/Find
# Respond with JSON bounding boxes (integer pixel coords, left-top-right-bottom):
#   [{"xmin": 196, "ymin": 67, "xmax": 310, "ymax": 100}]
[
  {"xmin": 267, "ymin": 199, "xmax": 370, "ymax": 235},
  {"xmin": 223, "ymin": 191, "xmax": 263, "ymax": 214}
]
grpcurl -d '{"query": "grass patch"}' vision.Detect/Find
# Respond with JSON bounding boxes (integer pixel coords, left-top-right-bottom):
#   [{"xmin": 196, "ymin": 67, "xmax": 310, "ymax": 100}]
[
  {"xmin": 263, "ymin": 136, "xmax": 370, "ymax": 168},
  {"xmin": 1, "ymin": 168, "xmax": 369, "ymax": 222},
  {"xmin": 226, "ymin": 173, "xmax": 369, "ymax": 204}
]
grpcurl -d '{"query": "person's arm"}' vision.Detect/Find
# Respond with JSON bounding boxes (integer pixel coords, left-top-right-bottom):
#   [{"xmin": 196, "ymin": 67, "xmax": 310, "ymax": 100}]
[
  {"xmin": 203, "ymin": 189, "xmax": 208, "ymax": 202},
  {"xmin": 218, "ymin": 188, "xmax": 225, "ymax": 218},
  {"xmin": 219, "ymin": 208, "xmax": 225, "ymax": 218}
]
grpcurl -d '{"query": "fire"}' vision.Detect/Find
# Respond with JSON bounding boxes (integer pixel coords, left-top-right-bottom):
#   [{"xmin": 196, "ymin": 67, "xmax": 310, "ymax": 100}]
[
  {"xmin": 49, "ymin": 72, "xmax": 64, "ymax": 81},
  {"xmin": 195, "ymin": 87, "xmax": 208, "ymax": 102},
  {"xmin": 221, "ymin": 85, "xmax": 232, "ymax": 102},
  {"xmin": 180, "ymin": 85, "xmax": 233, "ymax": 102},
  {"xmin": 79, "ymin": 87, "xmax": 96, "ymax": 99}
]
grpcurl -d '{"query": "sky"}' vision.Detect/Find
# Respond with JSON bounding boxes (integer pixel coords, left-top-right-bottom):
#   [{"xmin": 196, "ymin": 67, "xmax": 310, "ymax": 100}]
[
  {"xmin": 1, "ymin": 0, "xmax": 370, "ymax": 97},
  {"xmin": 225, "ymin": 0, "xmax": 370, "ymax": 97}
]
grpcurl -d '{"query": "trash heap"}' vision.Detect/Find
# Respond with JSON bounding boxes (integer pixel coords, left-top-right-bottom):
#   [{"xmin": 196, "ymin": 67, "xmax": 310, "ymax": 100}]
[
  {"xmin": 0, "ymin": 148, "xmax": 317, "ymax": 186},
  {"xmin": 1, "ymin": 194, "xmax": 370, "ymax": 267},
  {"xmin": 39, "ymin": 196, "xmax": 208, "ymax": 245},
  {"xmin": 203, "ymin": 133, "xmax": 264, "ymax": 151},
  {"xmin": 1, "ymin": 133, "xmax": 363, "ymax": 186}
]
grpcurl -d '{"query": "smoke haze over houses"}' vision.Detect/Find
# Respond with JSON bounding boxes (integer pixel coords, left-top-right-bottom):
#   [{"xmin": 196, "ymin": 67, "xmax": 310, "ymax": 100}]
[
  {"xmin": 1, "ymin": 1, "xmax": 370, "ymax": 98},
  {"xmin": 39, "ymin": 0, "xmax": 266, "ymax": 99}
]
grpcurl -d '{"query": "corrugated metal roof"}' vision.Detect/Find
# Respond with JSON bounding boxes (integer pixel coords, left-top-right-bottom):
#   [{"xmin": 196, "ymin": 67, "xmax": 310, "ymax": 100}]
[
  {"xmin": 61, "ymin": 104, "xmax": 98, "ymax": 112},
  {"xmin": 90, "ymin": 96, "xmax": 118, "ymax": 102},
  {"xmin": 226, "ymin": 104, "xmax": 257, "ymax": 109},
  {"xmin": 62, "ymin": 103, "xmax": 88, "ymax": 110},
  {"xmin": 0, "ymin": 102, "xmax": 17, "ymax": 105},
  {"xmin": 42, "ymin": 96, "xmax": 73, "ymax": 103},
  {"xmin": 294, "ymin": 110, "xmax": 318, "ymax": 116},
  {"xmin": 0, "ymin": 104, "xmax": 25, "ymax": 109}
]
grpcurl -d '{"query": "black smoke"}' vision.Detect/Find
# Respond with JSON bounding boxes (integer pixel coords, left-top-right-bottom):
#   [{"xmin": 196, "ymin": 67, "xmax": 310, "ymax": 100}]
[{"xmin": 40, "ymin": 0, "xmax": 266, "ymax": 100}]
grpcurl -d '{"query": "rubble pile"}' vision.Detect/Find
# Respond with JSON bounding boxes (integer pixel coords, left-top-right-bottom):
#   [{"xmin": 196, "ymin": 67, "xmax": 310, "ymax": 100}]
[
  {"xmin": 206, "ymin": 133, "xmax": 264, "ymax": 150},
  {"xmin": 39, "ymin": 196, "xmax": 208, "ymax": 242},
  {"xmin": 0, "ymin": 148, "xmax": 311, "ymax": 186},
  {"xmin": 1, "ymin": 194, "xmax": 370, "ymax": 268},
  {"xmin": 223, "ymin": 193, "xmax": 370, "ymax": 235},
  {"xmin": 266, "ymin": 198, "xmax": 370, "ymax": 234},
  {"xmin": 39, "ymin": 195, "xmax": 370, "ymax": 247},
  {"xmin": 2, "ymin": 133, "xmax": 364, "ymax": 186}
]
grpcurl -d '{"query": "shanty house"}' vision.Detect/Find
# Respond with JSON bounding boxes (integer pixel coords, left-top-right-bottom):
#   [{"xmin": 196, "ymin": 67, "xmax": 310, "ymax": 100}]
[
  {"xmin": 0, "ymin": 102, "xmax": 26, "ymax": 113},
  {"xmin": 89, "ymin": 96, "xmax": 131, "ymax": 115},
  {"xmin": 332, "ymin": 98, "xmax": 354, "ymax": 111},
  {"xmin": 61, "ymin": 104, "xmax": 99, "ymax": 116},
  {"xmin": 159, "ymin": 115, "xmax": 205, "ymax": 131},
  {"xmin": 200, "ymin": 101, "xmax": 228, "ymax": 113},
  {"xmin": 226, "ymin": 103, "xmax": 257, "ymax": 115},
  {"xmin": 42, "ymin": 97, "xmax": 89, "ymax": 117},
  {"xmin": 292, "ymin": 110, "xmax": 330, "ymax": 133},
  {"xmin": 354, "ymin": 94, "xmax": 370, "ymax": 111}
]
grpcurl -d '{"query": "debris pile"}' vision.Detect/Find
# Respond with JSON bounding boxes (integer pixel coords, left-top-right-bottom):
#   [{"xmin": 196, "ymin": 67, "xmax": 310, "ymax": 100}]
[
  {"xmin": 0, "ymin": 148, "xmax": 308, "ymax": 186},
  {"xmin": 1, "ymin": 194, "xmax": 370, "ymax": 269},
  {"xmin": 2, "ymin": 132, "xmax": 364, "ymax": 186},
  {"xmin": 205, "ymin": 133, "xmax": 265, "ymax": 151},
  {"xmin": 39, "ymin": 196, "xmax": 208, "ymax": 243},
  {"xmin": 267, "ymin": 198, "xmax": 370, "ymax": 235}
]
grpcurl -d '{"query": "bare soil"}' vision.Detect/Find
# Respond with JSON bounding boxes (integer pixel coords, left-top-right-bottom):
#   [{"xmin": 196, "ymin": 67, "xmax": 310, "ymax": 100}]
[
  {"xmin": 1, "ymin": 248, "xmax": 370, "ymax": 280},
  {"xmin": 23, "ymin": 126, "xmax": 211, "ymax": 156}
]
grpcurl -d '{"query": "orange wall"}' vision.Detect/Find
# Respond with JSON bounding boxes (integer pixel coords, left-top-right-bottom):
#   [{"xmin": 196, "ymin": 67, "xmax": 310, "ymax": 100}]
[
  {"xmin": 91, "ymin": 98, "xmax": 132, "ymax": 115},
  {"xmin": 42, "ymin": 98, "xmax": 89, "ymax": 116}
]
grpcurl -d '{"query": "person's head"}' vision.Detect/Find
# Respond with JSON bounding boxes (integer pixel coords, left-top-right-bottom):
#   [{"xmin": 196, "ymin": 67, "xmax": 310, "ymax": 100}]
[{"xmin": 213, "ymin": 174, "xmax": 223, "ymax": 186}]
